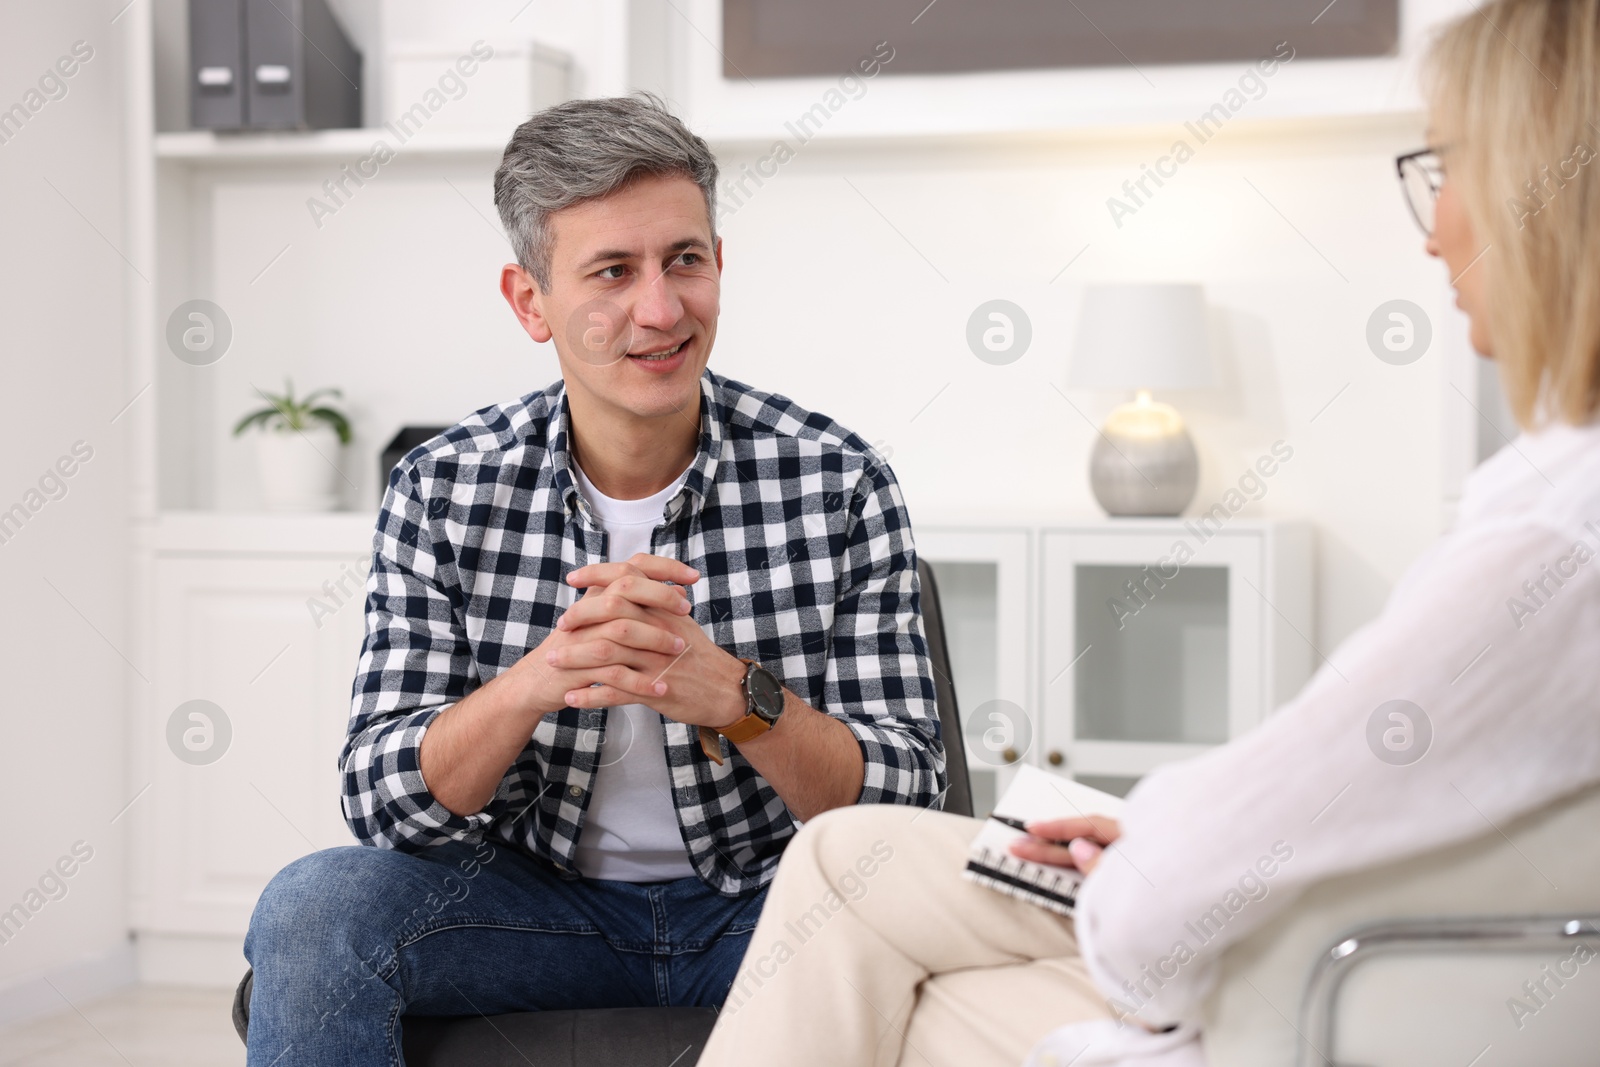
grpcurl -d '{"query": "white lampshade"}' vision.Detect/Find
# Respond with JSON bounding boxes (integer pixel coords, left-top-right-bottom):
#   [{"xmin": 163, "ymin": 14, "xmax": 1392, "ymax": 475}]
[{"xmin": 1069, "ymin": 283, "xmax": 1214, "ymax": 392}]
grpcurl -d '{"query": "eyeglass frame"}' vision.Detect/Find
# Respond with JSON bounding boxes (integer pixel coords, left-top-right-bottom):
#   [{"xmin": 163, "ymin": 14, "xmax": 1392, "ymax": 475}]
[{"xmin": 1395, "ymin": 146, "xmax": 1447, "ymax": 236}]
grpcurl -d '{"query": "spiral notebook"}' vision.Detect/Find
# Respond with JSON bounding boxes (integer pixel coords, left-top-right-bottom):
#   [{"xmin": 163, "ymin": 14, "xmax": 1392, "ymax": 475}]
[{"xmin": 962, "ymin": 765, "xmax": 1127, "ymax": 917}]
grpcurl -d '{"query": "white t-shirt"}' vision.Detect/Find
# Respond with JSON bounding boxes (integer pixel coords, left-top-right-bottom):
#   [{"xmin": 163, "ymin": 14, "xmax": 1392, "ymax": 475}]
[{"xmin": 569, "ymin": 459, "xmax": 698, "ymax": 882}]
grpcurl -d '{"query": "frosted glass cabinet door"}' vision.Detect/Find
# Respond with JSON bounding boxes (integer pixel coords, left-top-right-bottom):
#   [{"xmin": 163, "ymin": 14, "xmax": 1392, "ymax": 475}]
[
  {"xmin": 1041, "ymin": 528, "xmax": 1265, "ymax": 795},
  {"xmin": 1073, "ymin": 562, "xmax": 1231, "ymax": 746}
]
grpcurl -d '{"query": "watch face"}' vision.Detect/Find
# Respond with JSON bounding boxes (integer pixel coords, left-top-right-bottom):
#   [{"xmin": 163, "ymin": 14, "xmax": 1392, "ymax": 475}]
[{"xmin": 747, "ymin": 665, "xmax": 785, "ymax": 721}]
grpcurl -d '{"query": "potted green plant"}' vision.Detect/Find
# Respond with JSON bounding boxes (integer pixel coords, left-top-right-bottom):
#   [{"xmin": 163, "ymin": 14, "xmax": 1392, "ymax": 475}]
[{"xmin": 232, "ymin": 381, "xmax": 352, "ymax": 512}]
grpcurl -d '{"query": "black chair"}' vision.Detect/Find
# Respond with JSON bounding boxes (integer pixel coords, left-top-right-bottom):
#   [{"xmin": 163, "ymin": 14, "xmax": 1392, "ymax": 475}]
[{"xmin": 233, "ymin": 557, "xmax": 970, "ymax": 1065}]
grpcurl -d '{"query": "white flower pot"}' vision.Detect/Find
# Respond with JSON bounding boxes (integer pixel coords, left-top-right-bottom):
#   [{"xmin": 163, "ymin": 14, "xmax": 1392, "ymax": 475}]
[{"xmin": 254, "ymin": 425, "xmax": 343, "ymax": 512}]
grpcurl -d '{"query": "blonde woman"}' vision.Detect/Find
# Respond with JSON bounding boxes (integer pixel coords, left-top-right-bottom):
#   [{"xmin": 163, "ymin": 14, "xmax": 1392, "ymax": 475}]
[{"xmin": 697, "ymin": 1, "xmax": 1600, "ymax": 1064}]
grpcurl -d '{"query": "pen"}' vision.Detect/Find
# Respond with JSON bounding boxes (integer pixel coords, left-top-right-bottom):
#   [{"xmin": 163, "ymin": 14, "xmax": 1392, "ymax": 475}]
[{"xmin": 990, "ymin": 814, "xmax": 1079, "ymax": 845}]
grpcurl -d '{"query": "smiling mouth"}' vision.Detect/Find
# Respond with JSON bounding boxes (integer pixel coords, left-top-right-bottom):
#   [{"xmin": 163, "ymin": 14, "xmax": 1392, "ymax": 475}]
[{"xmin": 629, "ymin": 340, "xmax": 686, "ymax": 362}]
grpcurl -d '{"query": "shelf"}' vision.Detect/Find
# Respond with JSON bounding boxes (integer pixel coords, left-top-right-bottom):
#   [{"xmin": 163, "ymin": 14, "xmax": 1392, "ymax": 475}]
[
  {"xmin": 154, "ymin": 126, "xmax": 510, "ymax": 164},
  {"xmin": 147, "ymin": 510, "xmax": 376, "ymax": 554},
  {"xmin": 152, "ymin": 107, "xmax": 1426, "ymax": 169}
]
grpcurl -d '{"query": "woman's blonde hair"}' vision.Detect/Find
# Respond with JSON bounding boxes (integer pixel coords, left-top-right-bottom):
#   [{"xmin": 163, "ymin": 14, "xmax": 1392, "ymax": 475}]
[{"xmin": 1426, "ymin": 0, "xmax": 1600, "ymax": 427}]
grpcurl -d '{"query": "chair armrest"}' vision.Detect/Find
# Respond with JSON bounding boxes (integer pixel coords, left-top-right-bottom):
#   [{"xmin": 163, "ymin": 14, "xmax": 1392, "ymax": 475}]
[
  {"xmin": 1203, "ymin": 782, "xmax": 1600, "ymax": 1067},
  {"xmin": 1298, "ymin": 915, "xmax": 1600, "ymax": 1067}
]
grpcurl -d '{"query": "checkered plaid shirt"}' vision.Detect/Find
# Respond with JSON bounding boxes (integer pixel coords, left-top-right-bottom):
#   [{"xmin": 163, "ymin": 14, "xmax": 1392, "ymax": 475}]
[{"xmin": 341, "ymin": 370, "xmax": 946, "ymax": 894}]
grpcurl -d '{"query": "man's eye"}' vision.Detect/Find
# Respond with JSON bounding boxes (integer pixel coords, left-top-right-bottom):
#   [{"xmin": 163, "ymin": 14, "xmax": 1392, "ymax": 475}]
[
  {"xmin": 597, "ymin": 265, "xmax": 627, "ymax": 280},
  {"xmin": 676, "ymin": 252, "xmax": 701, "ymax": 267}
]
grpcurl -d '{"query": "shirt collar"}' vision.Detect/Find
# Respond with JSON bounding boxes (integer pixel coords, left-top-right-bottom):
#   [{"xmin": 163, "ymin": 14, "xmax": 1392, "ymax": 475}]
[{"xmin": 547, "ymin": 370, "xmax": 724, "ymax": 521}]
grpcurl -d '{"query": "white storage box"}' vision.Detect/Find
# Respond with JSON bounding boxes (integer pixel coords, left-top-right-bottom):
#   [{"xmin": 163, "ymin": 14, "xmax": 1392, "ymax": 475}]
[{"xmin": 382, "ymin": 40, "xmax": 571, "ymax": 134}]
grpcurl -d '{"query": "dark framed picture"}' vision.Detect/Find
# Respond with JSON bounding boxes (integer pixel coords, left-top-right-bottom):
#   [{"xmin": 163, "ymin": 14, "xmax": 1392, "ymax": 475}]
[{"xmin": 721, "ymin": 0, "xmax": 1399, "ymax": 79}]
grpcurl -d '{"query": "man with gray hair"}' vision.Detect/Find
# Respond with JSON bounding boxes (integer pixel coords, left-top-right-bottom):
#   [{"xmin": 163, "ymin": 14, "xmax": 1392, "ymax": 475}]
[{"xmin": 242, "ymin": 92, "xmax": 945, "ymax": 1063}]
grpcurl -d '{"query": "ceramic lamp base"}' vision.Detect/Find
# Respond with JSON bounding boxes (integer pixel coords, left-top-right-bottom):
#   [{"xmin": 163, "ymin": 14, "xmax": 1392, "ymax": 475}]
[{"xmin": 1088, "ymin": 394, "xmax": 1199, "ymax": 517}]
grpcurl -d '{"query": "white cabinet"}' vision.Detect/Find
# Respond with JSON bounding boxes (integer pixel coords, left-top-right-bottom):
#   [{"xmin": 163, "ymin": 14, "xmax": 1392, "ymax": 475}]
[
  {"xmin": 132, "ymin": 514, "xmax": 371, "ymax": 981},
  {"xmin": 921, "ymin": 519, "xmax": 1313, "ymax": 812},
  {"xmin": 918, "ymin": 528, "xmax": 1031, "ymax": 817},
  {"xmin": 1040, "ymin": 519, "xmax": 1312, "ymax": 796},
  {"xmin": 128, "ymin": 512, "xmax": 1310, "ymax": 980}
]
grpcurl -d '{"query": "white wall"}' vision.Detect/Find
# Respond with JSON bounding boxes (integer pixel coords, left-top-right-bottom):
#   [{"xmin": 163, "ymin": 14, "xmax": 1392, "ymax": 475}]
[
  {"xmin": 0, "ymin": 0, "xmax": 134, "ymax": 1010},
  {"xmin": 707, "ymin": 111, "xmax": 1453, "ymax": 655}
]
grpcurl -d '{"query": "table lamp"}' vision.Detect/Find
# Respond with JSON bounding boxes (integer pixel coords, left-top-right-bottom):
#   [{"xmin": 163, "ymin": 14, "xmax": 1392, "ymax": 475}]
[{"xmin": 1069, "ymin": 283, "xmax": 1214, "ymax": 517}]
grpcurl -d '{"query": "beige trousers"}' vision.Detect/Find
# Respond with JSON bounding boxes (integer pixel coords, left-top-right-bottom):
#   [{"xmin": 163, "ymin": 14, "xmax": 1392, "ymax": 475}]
[{"xmin": 698, "ymin": 804, "xmax": 1115, "ymax": 1067}]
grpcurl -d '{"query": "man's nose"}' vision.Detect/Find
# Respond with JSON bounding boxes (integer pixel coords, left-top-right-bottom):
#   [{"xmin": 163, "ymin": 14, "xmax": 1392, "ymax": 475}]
[{"xmin": 629, "ymin": 271, "xmax": 685, "ymax": 333}]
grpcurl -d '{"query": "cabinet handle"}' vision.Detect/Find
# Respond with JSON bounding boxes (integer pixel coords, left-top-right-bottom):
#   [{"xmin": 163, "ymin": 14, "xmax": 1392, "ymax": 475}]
[
  {"xmin": 255, "ymin": 64, "xmax": 292, "ymax": 86},
  {"xmin": 196, "ymin": 66, "xmax": 234, "ymax": 88},
  {"xmin": 1048, "ymin": 750, "xmax": 1065, "ymax": 767},
  {"xmin": 1001, "ymin": 747, "xmax": 1019, "ymax": 764}
]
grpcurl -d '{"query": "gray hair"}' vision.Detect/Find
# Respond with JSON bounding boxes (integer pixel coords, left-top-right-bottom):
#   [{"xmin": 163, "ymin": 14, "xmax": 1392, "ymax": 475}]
[{"xmin": 492, "ymin": 92, "xmax": 719, "ymax": 291}]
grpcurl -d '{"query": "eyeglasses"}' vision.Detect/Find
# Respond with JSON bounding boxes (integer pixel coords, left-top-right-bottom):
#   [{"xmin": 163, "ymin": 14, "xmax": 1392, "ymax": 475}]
[{"xmin": 1396, "ymin": 147, "xmax": 1446, "ymax": 236}]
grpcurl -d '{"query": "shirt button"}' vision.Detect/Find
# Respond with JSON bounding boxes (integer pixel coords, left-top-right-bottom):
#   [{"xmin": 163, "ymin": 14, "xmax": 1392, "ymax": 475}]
[{"xmin": 567, "ymin": 785, "xmax": 582, "ymax": 798}]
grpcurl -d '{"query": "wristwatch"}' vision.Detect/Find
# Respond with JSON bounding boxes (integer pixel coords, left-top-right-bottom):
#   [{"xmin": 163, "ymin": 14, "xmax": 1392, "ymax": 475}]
[{"xmin": 698, "ymin": 658, "xmax": 785, "ymax": 765}]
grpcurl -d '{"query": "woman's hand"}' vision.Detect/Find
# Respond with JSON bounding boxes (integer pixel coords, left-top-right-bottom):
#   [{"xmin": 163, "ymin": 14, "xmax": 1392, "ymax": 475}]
[{"xmin": 1008, "ymin": 814, "xmax": 1122, "ymax": 874}]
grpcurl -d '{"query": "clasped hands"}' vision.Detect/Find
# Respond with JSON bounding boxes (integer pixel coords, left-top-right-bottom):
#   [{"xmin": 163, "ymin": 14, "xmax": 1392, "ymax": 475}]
[{"xmin": 510, "ymin": 553, "xmax": 745, "ymax": 730}]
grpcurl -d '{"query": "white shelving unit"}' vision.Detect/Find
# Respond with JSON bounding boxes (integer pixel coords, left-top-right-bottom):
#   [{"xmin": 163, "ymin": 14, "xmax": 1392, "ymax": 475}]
[
  {"xmin": 119, "ymin": 0, "xmax": 625, "ymax": 985},
  {"xmin": 115, "ymin": 0, "xmax": 1324, "ymax": 982},
  {"xmin": 663, "ymin": 0, "xmax": 1459, "ymax": 141}
]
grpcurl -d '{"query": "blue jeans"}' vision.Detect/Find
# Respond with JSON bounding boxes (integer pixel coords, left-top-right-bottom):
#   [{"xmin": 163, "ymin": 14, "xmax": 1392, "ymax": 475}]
[{"xmin": 243, "ymin": 838, "xmax": 768, "ymax": 1066}]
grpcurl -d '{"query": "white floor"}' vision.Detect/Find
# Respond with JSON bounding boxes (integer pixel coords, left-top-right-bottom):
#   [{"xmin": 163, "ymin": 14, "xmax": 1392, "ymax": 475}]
[{"xmin": 0, "ymin": 985, "xmax": 243, "ymax": 1066}]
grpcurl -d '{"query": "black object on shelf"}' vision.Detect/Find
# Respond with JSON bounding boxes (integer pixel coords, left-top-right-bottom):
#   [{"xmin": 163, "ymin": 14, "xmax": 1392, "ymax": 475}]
[
  {"xmin": 190, "ymin": 0, "xmax": 362, "ymax": 131},
  {"xmin": 380, "ymin": 427, "xmax": 449, "ymax": 504}
]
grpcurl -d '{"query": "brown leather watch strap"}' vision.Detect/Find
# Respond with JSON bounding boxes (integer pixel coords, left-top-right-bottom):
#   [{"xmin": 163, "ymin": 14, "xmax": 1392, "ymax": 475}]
[
  {"xmin": 698, "ymin": 725, "xmax": 724, "ymax": 765},
  {"xmin": 697, "ymin": 712, "xmax": 773, "ymax": 765},
  {"xmin": 698, "ymin": 659, "xmax": 776, "ymax": 764},
  {"xmin": 719, "ymin": 711, "xmax": 775, "ymax": 744}
]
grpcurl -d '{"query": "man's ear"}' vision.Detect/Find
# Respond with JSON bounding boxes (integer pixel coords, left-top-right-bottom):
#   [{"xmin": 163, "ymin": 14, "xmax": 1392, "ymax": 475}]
[
  {"xmin": 713, "ymin": 236, "xmax": 724, "ymax": 274},
  {"xmin": 500, "ymin": 263, "xmax": 553, "ymax": 343}
]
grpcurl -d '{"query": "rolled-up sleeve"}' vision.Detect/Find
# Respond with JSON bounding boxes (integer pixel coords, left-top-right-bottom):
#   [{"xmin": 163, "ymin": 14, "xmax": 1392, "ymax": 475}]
[
  {"xmin": 825, "ymin": 459, "xmax": 947, "ymax": 810},
  {"xmin": 340, "ymin": 462, "xmax": 508, "ymax": 850}
]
